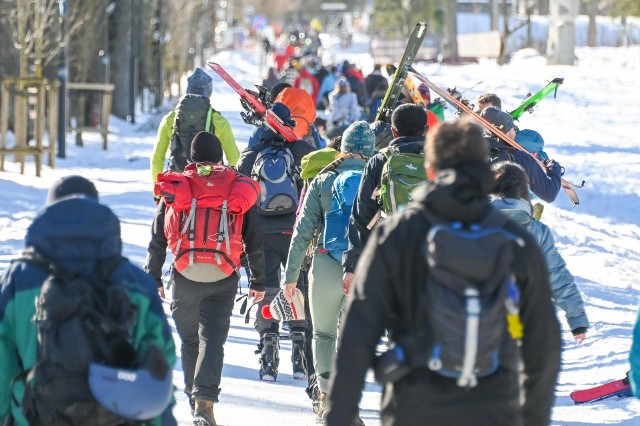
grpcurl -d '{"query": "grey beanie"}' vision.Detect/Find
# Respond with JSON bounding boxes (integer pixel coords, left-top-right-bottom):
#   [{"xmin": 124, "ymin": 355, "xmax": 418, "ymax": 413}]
[
  {"xmin": 187, "ymin": 68, "xmax": 213, "ymax": 98},
  {"xmin": 47, "ymin": 175, "xmax": 99, "ymax": 205},
  {"xmin": 341, "ymin": 121, "xmax": 375, "ymax": 157},
  {"xmin": 480, "ymin": 106, "xmax": 515, "ymax": 133}
]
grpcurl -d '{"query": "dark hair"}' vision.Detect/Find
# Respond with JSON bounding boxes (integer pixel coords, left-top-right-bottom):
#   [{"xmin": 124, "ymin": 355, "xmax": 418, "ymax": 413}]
[
  {"xmin": 426, "ymin": 118, "xmax": 488, "ymax": 171},
  {"xmin": 391, "ymin": 103, "xmax": 427, "ymax": 137},
  {"xmin": 491, "ymin": 161, "xmax": 531, "ymax": 201},
  {"xmin": 477, "ymin": 93, "xmax": 502, "ymax": 110},
  {"xmin": 270, "ymin": 82, "xmax": 292, "ymax": 102}
]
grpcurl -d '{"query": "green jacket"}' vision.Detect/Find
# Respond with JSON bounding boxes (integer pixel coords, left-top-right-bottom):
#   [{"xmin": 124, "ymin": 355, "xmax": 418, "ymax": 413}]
[
  {"xmin": 150, "ymin": 109, "xmax": 240, "ymax": 188},
  {"xmin": 284, "ymin": 157, "xmax": 367, "ymax": 283}
]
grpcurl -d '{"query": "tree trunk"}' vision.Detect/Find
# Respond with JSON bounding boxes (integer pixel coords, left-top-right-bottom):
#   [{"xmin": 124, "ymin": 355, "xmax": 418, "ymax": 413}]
[
  {"xmin": 111, "ymin": 0, "xmax": 134, "ymax": 119},
  {"xmin": 444, "ymin": 0, "xmax": 458, "ymax": 60},
  {"xmin": 489, "ymin": 0, "xmax": 499, "ymax": 32},
  {"xmin": 547, "ymin": 0, "xmax": 578, "ymax": 65},
  {"xmin": 586, "ymin": 0, "xmax": 597, "ymax": 47}
]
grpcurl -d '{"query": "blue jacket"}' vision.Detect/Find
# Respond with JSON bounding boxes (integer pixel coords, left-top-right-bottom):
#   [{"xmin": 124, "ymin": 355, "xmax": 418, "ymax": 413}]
[
  {"xmin": 631, "ymin": 303, "xmax": 640, "ymax": 396},
  {"xmin": 491, "ymin": 198, "xmax": 590, "ymax": 332},
  {"xmin": 0, "ymin": 197, "xmax": 176, "ymax": 425}
]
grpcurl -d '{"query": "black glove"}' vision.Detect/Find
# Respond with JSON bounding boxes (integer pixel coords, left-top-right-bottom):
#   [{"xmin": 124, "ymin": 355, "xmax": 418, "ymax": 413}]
[
  {"xmin": 571, "ymin": 327, "xmax": 587, "ymax": 336},
  {"xmin": 544, "ymin": 158, "xmax": 564, "ymax": 178}
]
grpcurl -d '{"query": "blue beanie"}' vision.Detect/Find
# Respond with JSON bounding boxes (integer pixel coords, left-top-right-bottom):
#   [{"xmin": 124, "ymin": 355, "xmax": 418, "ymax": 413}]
[
  {"xmin": 515, "ymin": 129, "xmax": 548, "ymax": 161},
  {"xmin": 341, "ymin": 121, "xmax": 375, "ymax": 157},
  {"xmin": 187, "ymin": 68, "xmax": 213, "ymax": 98},
  {"xmin": 270, "ymin": 102, "xmax": 296, "ymax": 128}
]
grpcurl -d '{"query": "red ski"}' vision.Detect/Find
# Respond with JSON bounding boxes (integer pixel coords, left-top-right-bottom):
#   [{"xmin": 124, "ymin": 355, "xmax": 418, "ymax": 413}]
[
  {"xmin": 407, "ymin": 66, "xmax": 584, "ymax": 207},
  {"xmin": 207, "ymin": 62, "xmax": 297, "ymax": 143},
  {"xmin": 570, "ymin": 377, "xmax": 633, "ymax": 404}
]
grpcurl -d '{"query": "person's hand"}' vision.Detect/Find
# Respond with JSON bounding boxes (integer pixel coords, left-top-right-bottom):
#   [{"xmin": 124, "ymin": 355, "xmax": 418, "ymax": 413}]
[
  {"xmin": 544, "ymin": 158, "xmax": 564, "ymax": 178},
  {"xmin": 158, "ymin": 285, "xmax": 165, "ymax": 299},
  {"xmin": 249, "ymin": 289, "xmax": 265, "ymax": 303},
  {"xmin": 342, "ymin": 272, "xmax": 354, "ymax": 295},
  {"xmin": 283, "ymin": 282, "xmax": 297, "ymax": 302}
]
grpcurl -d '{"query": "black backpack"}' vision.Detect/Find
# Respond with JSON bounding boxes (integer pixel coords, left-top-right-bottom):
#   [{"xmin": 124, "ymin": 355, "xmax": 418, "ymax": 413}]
[
  {"xmin": 169, "ymin": 94, "xmax": 215, "ymax": 172},
  {"xmin": 19, "ymin": 251, "xmax": 143, "ymax": 426},
  {"xmin": 423, "ymin": 208, "xmax": 524, "ymax": 388}
]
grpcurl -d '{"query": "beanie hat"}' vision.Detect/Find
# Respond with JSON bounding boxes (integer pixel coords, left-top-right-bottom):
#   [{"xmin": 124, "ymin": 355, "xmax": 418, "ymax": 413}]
[
  {"xmin": 480, "ymin": 106, "xmax": 515, "ymax": 133},
  {"xmin": 270, "ymin": 102, "xmax": 296, "ymax": 128},
  {"xmin": 186, "ymin": 68, "xmax": 213, "ymax": 98},
  {"xmin": 261, "ymin": 289, "xmax": 306, "ymax": 322},
  {"xmin": 341, "ymin": 121, "xmax": 375, "ymax": 157},
  {"xmin": 47, "ymin": 175, "xmax": 99, "ymax": 205},
  {"xmin": 190, "ymin": 131, "xmax": 223, "ymax": 163}
]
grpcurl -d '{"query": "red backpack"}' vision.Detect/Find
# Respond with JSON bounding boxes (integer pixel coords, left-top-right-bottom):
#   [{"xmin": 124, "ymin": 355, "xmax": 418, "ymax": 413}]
[{"xmin": 155, "ymin": 163, "xmax": 259, "ymax": 282}]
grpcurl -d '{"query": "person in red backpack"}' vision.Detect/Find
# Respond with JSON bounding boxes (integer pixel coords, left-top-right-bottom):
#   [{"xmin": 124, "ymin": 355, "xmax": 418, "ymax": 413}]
[{"xmin": 145, "ymin": 131, "xmax": 266, "ymax": 426}]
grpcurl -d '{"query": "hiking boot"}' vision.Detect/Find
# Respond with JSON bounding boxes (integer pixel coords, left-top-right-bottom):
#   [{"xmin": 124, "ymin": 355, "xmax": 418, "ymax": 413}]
[
  {"xmin": 257, "ymin": 333, "xmax": 279, "ymax": 382},
  {"xmin": 315, "ymin": 392, "xmax": 328, "ymax": 424},
  {"xmin": 193, "ymin": 398, "xmax": 216, "ymax": 426},
  {"xmin": 291, "ymin": 331, "xmax": 307, "ymax": 380}
]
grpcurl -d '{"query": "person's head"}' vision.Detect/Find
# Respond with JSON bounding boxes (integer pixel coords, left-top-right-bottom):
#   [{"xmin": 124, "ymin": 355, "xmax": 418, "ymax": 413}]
[
  {"xmin": 47, "ymin": 175, "xmax": 99, "ymax": 205},
  {"xmin": 190, "ymin": 131, "xmax": 223, "ymax": 164},
  {"xmin": 476, "ymin": 93, "xmax": 502, "ymax": 112},
  {"xmin": 336, "ymin": 77, "xmax": 349, "ymax": 93},
  {"xmin": 391, "ymin": 103, "xmax": 428, "ymax": 138},
  {"xmin": 491, "ymin": 161, "xmax": 531, "ymax": 202},
  {"xmin": 186, "ymin": 68, "xmax": 213, "ymax": 98},
  {"xmin": 418, "ymin": 83, "xmax": 431, "ymax": 104},
  {"xmin": 425, "ymin": 118, "xmax": 488, "ymax": 180},
  {"xmin": 270, "ymin": 82, "xmax": 292, "ymax": 103},
  {"xmin": 480, "ymin": 106, "xmax": 516, "ymax": 139},
  {"xmin": 340, "ymin": 121, "xmax": 375, "ymax": 158}
]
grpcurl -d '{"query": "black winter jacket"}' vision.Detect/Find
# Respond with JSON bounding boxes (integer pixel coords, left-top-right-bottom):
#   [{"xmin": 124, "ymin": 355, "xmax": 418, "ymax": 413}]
[
  {"xmin": 236, "ymin": 132, "xmax": 316, "ymax": 234},
  {"xmin": 327, "ymin": 164, "xmax": 561, "ymax": 426},
  {"xmin": 145, "ymin": 200, "xmax": 266, "ymax": 292},
  {"xmin": 343, "ymin": 135, "xmax": 424, "ymax": 272}
]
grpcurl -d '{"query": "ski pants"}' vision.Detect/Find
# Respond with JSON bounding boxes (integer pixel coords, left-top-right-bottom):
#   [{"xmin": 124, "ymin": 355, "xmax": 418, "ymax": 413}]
[
  {"xmin": 308, "ymin": 250, "xmax": 346, "ymax": 393},
  {"xmin": 171, "ymin": 271, "xmax": 237, "ymax": 402}
]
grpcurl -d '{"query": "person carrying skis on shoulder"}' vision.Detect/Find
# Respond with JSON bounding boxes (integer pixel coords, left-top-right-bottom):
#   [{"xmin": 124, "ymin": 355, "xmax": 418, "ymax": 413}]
[
  {"xmin": 150, "ymin": 68, "xmax": 240, "ymax": 203},
  {"xmin": 491, "ymin": 161, "xmax": 590, "ymax": 343},
  {"xmin": 480, "ymin": 106, "xmax": 563, "ymax": 203},
  {"xmin": 343, "ymin": 103, "xmax": 428, "ymax": 293},
  {"xmin": 283, "ymin": 122, "xmax": 375, "ymax": 424},
  {"xmin": 325, "ymin": 119, "xmax": 561, "ymax": 426},
  {"xmin": 146, "ymin": 132, "xmax": 266, "ymax": 426},
  {"xmin": 236, "ymin": 102, "xmax": 316, "ymax": 384}
]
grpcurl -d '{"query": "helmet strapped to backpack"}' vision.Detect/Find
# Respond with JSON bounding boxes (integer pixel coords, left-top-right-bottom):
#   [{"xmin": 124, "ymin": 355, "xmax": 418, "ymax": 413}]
[
  {"xmin": 169, "ymin": 94, "xmax": 216, "ymax": 172},
  {"xmin": 422, "ymin": 209, "xmax": 525, "ymax": 388},
  {"xmin": 251, "ymin": 141, "xmax": 300, "ymax": 216},
  {"xmin": 157, "ymin": 163, "xmax": 259, "ymax": 282}
]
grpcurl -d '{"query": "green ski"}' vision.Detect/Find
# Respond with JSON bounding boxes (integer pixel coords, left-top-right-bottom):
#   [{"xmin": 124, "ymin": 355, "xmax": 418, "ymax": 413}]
[
  {"xmin": 509, "ymin": 78, "xmax": 564, "ymax": 119},
  {"xmin": 375, "ymin": 22, "xmax": 428, "ymax": 123}
]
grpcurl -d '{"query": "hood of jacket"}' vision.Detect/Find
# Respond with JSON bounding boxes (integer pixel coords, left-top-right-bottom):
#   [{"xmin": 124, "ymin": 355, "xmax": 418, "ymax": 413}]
[
  {"xmin": 490, "ymin": 197, "xmax": 533, "ymax": 226},
  {"xmin": 388, "ymin": 135, "xmax": 425, "ymax": 153},
  {"xmin": 25, "ymin": 196, "xmax": 122, "ymax": 275},
  {"xmin": 414, "ymin": 161, "xmax": 495, "ymax": 224}
]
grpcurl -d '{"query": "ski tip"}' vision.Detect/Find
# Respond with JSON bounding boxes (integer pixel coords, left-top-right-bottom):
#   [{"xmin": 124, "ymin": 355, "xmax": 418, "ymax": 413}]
[{"xmin": 552, "ymin": 77, "xmax": 565, "ymax": 84}]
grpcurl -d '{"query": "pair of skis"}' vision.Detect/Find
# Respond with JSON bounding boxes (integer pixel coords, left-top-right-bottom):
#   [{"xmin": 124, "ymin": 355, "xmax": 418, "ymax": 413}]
[{"xmin": 570, "ymin": 375, "xmax": 633, "ymax": 404}]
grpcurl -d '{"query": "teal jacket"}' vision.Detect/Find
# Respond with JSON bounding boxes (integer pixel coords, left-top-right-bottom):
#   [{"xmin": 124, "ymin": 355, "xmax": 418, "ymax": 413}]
[
  {"xmin": 491, "ymin": 197, "xmax": 590, "ymax": 332},
  {"xmin": 0, "ymin": 197, "xmax": 176, "ymax": 425},
  {"xmin": 631, "ymin": 305, "xmax": 640, "ymax": 396},
  {"xmin": 285, "ymin": 157, "xmax": 367, "ymax": 283}
]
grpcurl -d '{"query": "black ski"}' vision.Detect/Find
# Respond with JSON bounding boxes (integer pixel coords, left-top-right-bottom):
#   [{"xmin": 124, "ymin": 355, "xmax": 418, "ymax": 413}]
[{"xmin": 375, "ymin": 22, "xmax": 428, "ymax": 123}]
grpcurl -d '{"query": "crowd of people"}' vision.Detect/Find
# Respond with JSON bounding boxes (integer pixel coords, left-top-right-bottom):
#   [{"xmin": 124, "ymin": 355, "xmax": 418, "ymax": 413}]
[{"xmin": 8, "ymin": 43, "xmax": 634, "ymax": 426}]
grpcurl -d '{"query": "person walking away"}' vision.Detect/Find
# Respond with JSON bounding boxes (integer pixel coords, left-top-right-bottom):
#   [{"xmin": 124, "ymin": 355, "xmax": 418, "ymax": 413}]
[
  {"xmin": 283, "ymin": 122, "xmax": 374, "ymax": 424},
  {"xmin": 326, "ymin": 119, "xmax": 561, "ymax": 426},
  {"xmin": 490, "ymin": 161, "xmax": 590, "ymax": 343},
  {"xmin": 328, "ymin": 78, "xmax": 360, "ymax": 131},
  {"xmin": 146, "ymin": 132, "xmax": 266, "ymax": 426},
  {"xmin": 0, "ymin": 176, "xmax": 176, "ymax": 426},
  {"xmin": 150, "ymin": 68, "xmax": 240, "ymax": 201},
  {"xmin": 343, "ymin": 103, "xmax": 428, "ymax": 293},
  {"xmin": 236, "ymin": 103, "xmax": 316, "ymax": 382}
]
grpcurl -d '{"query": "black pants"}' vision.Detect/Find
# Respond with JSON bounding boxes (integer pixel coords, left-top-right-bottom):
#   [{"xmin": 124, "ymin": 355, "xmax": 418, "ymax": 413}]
[{"xmin": 171, "ymin": 271, "xmax": 238, "ymax": 402}]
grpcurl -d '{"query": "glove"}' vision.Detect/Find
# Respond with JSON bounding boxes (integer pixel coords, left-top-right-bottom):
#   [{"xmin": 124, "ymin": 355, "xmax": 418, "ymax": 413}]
[{"xmin": 544, "ymin": 158, "xmax": 564, "ymax": 178}]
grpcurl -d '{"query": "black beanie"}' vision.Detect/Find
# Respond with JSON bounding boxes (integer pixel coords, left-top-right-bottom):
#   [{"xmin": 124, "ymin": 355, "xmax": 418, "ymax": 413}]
[
  {"xmin": 190, "ymin": 131, "xmax": 223, "ymax": 163},
  {"xmin": 47, "ymin": 175, "xmax": 99, "ymax": 205}
]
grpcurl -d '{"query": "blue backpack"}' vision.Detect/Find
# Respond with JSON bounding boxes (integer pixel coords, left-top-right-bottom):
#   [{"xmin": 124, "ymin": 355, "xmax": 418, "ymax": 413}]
[
  {"xmin": 252, "ymin": 142, "xmax": 300, "ymax": 216},
  {"xmin": 323, "ymin": 169, "xmax": 363, "ymax": 262}
]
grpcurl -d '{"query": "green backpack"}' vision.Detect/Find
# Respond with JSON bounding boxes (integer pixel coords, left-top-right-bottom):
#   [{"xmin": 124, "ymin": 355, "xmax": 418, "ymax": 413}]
[
  {"xmin": 169, "ymin": 94, "xmax": 215, "ymax": 172},
  {"xmin": 378, "ymin": 147, "xmax": 426, "ymax": 215}
]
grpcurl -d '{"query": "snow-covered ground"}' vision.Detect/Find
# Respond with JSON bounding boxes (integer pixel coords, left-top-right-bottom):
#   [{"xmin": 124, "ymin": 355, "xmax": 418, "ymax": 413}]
[{"xmin": 2, "ymin": 36, "xmax": 640, "ymax": 425}]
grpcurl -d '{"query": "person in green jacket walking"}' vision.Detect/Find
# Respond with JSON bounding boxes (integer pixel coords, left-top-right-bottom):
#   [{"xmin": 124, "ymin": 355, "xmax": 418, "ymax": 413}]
[
  {"xmin": 150, "ymin": 68, "xmax": 240, "ymax": 198},
  {"xmin": 283, "ymin": 121, "xmax": 374, "ymax": 424}
]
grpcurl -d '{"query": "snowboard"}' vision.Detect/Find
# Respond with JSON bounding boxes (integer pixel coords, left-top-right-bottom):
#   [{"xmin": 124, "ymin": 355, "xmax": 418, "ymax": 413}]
[
  {"xmin": 375, "ymin": 22, "xmax": 428, "ymax": 123},
  {"xmin": 570, "ymin": 377, "xmax": 633, "ymax": 404},
  {"xmin": 510, "ymin": 78, "xmax": 564, "ymax": 120},
  {"xmin": 207, "ymin": 62, "xmax": 297, "ymax": 143},
  {"xmin": 406, "ymin": 66, "xmax": 583, "ymax": 206}
]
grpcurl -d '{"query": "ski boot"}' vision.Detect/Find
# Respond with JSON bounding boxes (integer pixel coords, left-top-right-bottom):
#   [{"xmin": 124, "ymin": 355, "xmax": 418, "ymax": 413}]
[
  {"xmin": 315, "ymin": 392, "xmax": 328, "ymax": 424},
  {"xmin": 291, "ymin": 330, "xmax": 307, "ymax": 380},
  {"xmin": 257, "ymin": 333, "xmax": 279, "ymax": 382},
  {"xmin": 193, "ymin": 398, "xmax": 216, "ymax": 426}
]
